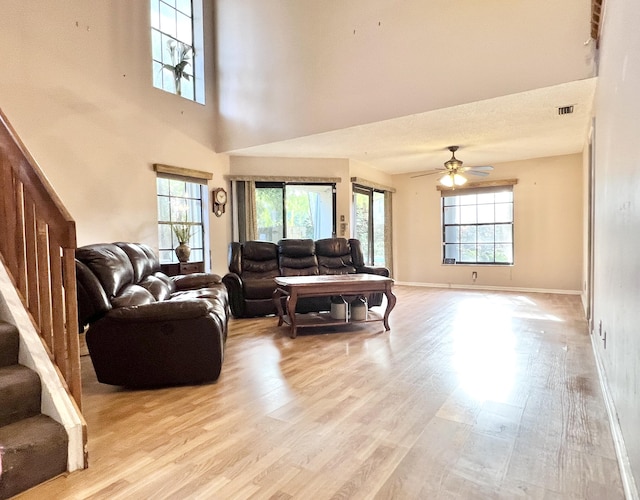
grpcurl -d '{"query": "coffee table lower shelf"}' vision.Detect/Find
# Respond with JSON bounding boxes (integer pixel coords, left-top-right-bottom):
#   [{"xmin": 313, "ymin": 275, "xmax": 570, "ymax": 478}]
[{"xmin": 278, "ymin": 309, "xmax": 384, "ymax": 332}]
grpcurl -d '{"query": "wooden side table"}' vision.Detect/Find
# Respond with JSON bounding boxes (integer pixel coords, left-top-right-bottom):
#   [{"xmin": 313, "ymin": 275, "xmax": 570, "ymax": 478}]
[{"xmin": 160, "ymin": 261, "xmax": 205, "ymax": 276}]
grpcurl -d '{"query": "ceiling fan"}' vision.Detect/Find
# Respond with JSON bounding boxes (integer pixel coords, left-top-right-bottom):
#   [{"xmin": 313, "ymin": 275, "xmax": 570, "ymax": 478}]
[{"xmin": 411, "ymin": 146, "xmax": 493, "ymax": 187}]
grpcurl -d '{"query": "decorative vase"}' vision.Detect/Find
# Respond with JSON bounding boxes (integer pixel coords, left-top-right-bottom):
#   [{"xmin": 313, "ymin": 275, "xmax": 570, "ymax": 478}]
[
  {"xmin": 350, "ymin": 296, "xmax": 368, "ymax": 321},
  {"xmin": 175, "ymin": 242, "xmax": 191, "ymax": 262},
  {"xmin": 330, "ymin": 295, "xmax": 348, "ymax": 320}
]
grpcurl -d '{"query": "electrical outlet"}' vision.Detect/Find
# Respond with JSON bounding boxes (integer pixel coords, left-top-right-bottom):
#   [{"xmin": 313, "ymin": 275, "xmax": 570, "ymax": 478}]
[{"xmin": 472, "ymin": 271, "xmax": 477, "ymax": 280}]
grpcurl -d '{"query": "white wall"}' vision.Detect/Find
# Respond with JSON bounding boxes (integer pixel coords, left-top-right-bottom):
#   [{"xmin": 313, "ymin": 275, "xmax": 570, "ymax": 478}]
[
  {"xmin": 392, "ymin": 154, "xmax": 583, "ymax": 292},
  {"xmin": 215, "ymin": 0, "xmax": 594, "ymax": 152},
  {"xmin": 0, "ymin": 1, "xmax": 231, "ymax": 275},
  {"xmin": 592, "ymin": 0, "xmax": 640, "ymax": 489}
]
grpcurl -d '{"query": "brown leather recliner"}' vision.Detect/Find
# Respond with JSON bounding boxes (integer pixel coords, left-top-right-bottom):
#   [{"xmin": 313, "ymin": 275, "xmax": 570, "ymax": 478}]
[
  {"xmin": 222, "ymin": 237, "xmax": 389, "ymax": 318},
  {"xmin": 75, "ymin": 242, "xmax": 229, "ymax": 388}
]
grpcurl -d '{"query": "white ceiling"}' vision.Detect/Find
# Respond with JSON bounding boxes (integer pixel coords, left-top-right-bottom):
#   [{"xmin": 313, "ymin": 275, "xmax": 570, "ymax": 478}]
[{"xmin": 228, "ymin": 78, "xmax": 597, "ymax": 176}]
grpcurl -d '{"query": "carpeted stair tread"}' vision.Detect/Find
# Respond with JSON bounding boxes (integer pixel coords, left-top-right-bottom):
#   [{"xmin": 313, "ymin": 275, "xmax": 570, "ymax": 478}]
[
  {"xmin": 0, "ymin": 365, "xmax": 41, "ymax": 427},
  {"xmin": 0, "ymin": 321, "xmax": 19, "ymax": 368},
  {"xmin": 0, "ymin": 414, "xmax": 68, "ymax": 499}
]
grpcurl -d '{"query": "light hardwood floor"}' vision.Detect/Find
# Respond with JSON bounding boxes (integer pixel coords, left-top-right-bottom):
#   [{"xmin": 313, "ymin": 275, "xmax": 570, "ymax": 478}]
[{"xmin": 18, "ymin": 286, "xmax": 624, "ymax": 499}]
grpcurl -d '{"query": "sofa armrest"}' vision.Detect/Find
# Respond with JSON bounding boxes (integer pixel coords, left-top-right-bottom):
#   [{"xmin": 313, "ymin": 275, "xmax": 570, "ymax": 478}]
[
  {"xmin": 171, "ymin": 272, "xmax": 222, "ymax": 291},
  {"xmin": 221, "ymin": 272, "xmax": 246, "ymax": 318},
  {"xmin": 105, "ymin": 299, "xmax": 214, "ymax": 322},
  {"xmin": 356, "ymin": 265, "xmax": 390, "ymax": 277}
]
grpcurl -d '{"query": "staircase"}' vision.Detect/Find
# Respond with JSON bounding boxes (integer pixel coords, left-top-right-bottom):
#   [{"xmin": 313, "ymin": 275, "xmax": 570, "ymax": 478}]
[
  {"xmin": 0, "ymin": 320, "xmax": 68, "ymax": 499},
  {"xmin": 0, "ymin": 107, "xmax": 85, "ymax": 497}
]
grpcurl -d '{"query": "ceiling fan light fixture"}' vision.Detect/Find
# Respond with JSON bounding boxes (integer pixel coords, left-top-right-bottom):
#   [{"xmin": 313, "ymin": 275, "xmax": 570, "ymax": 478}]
[
  {"xmin": 444, "ymin": 158, "xmax": 462, "ymax": 170},
  {"xmin": 453, "ymin": 173, "xmax": 467, "ymax": 186},
  {"xmin": 440, "ymin": 173, "xmax": 454, "ymax": 187},
  {"xmin": 439, "ymin": 172, "xmax": 467, "ymax": 188}
]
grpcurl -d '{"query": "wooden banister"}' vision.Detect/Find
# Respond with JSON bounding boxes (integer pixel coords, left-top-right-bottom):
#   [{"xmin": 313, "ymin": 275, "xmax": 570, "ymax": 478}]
[{"xmin": 0, "ymin": 108, "xmax": 82, "ymax": 411}]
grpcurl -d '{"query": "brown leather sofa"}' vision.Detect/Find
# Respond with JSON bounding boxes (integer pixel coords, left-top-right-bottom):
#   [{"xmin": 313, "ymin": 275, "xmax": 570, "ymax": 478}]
[
  {"xmin": 222, "ymin": 237, "xmax": 389, "ymax": 318},
  {"xmin": 75, "ymin": 242, "xmax": 229, "ymax": 388}
]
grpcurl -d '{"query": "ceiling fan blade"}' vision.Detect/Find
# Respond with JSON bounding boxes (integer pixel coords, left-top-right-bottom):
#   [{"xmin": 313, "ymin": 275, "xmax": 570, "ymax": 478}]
[
  {"xmin": 464, "ymin": 165, "xmax": 494, "ymax": 171},
  {"xmin": 410, "ymin": 169, "xmax": 446, "ymax": 178},
  {"xmin": 467, "ymin": 170, "xmax": 490, "ymax": 177}
]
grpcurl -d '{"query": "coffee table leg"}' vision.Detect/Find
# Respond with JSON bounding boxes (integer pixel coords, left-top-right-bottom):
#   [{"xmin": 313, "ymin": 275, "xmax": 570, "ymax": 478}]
[
  {"xmin": 383, "ymin": 285, "xmax": 396, "ymax": 330},
  {"xmin": 273, "ymin": 288, "xmax": 286, "ymax": 326},
  {"xmin": 287, "ymin": 290, "xmax": 298, "ymax": 338}
]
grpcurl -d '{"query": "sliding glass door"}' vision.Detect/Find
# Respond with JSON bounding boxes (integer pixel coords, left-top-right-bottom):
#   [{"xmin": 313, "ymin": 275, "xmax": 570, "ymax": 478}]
[
  {"xmin": 353, "ymin": 185, "xmax": 386, "ymax": 266},
  {"xmin": 255, "ymin": 182, "xmax": 336, "ymax": 242}
]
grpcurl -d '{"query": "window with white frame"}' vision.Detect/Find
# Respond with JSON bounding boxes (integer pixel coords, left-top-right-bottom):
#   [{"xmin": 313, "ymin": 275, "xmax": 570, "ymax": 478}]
[
  {"xmin": 157, "ymin": 176, "xmax": 208, "ymax": 264},
  {"xmin": 442, "ymin": 185, "xmax": 514, "ymax": 265},
  {"xmin": 150, "ymin": 0, "xmax": 204, "ymax": 103}
]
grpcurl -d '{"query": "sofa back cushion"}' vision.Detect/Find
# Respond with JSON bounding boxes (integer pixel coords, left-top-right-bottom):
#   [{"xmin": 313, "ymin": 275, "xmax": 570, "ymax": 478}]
[
  {"xmin": 316, "ymin": 238, "xmax": 356, "ymax": 275},
  {"xmin": 115, "ymin": 242, "xmax": 160, "ymax": 283},
  {"xmin": 76, "ymin": 244, "xmax": 134, "ymax": 298},
  {"xmin": 240, "ymin": 241, "xmax": 280, "ymax": 279},
  {"xmin": 278, "ymin": 239, "xmax": 319, "ymax": 276}
]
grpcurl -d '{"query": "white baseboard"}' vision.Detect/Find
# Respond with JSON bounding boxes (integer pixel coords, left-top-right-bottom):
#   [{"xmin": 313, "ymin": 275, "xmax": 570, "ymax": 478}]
[
  {"xmin": 395, "ymin": 281, "xmax": 582, "ymax": 295},
  {"xmin": 591, "ymin": 337, "xmax": 639, "ymax": 500}
]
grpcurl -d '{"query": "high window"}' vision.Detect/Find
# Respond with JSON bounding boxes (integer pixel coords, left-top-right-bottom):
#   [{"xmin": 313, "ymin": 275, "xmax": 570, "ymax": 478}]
[
  {"xmin": 156, "ymin": 176, "xmax": 208, "ymax": 264},
  {"xmin": 442, "ymin": 186, "xmax": 514, "ymax": 265},
  {"xmin": 255, "ymin": 182, "xmax": 336, "ymax": 242},
  {"xmin": 150, "ymin": 0, "xmax": 204, "ymax": 103},
  {"xmin": 353, "ymin": 185, "xmax": 386, "ymax": 266}
]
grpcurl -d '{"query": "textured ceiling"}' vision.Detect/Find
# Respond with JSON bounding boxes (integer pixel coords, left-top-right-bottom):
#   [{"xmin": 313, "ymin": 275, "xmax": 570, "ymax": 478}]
[{"xmin": 228, "ymin": 78, "xmax": 597, "ymax": 176}]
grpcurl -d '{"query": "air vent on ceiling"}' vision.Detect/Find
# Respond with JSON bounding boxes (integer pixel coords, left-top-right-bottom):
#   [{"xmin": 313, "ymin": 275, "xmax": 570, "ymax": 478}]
[{"xmin": 558, "ymin": 105, "xmax": 574, "ymax": 115}]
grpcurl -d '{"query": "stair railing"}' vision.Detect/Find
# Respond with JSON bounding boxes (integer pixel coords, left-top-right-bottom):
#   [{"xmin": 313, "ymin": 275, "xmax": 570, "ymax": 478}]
[{"xmin": 0, "ymin": 108, "xmax": 82, "ymax": 410}]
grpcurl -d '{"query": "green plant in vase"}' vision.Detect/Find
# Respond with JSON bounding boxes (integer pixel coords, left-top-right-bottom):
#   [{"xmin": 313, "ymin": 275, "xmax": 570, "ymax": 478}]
[{"xmin": 172, "ymin": 223, "xmax": 192, "ymax": 262}]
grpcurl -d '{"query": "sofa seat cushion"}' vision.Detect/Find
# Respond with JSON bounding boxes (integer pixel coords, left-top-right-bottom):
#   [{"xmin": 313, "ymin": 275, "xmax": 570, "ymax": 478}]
[
  {"xmin": 243, "ymin": 278, "xmax": 278, "ymax": 300},
  {"xmin": 170, "ymin": 284, "xmax": 228, "ymax": 307},
  {"xmin": 172, "ymin": 272, "xmax": 222, "ymax": 291},
  {"xmin": 318, "ymin": 257, "xmax": 356, "ymax": 274},
  {"xmin": 280, "ymin": 261, "xmax": 319, "ymax": 276},
  {"xmin": 138, "ymin": 275, "xmax": 172, "ymax": 301},
  {"xmin": 111, "ymin": 284, "xmax": 156, "ymax": 308}
]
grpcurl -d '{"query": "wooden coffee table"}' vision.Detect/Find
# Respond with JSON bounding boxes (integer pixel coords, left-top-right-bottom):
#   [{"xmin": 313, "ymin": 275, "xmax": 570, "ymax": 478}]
[{"xmin": 272, "ymin": 274, "xmax": 396, "ymax": 338}]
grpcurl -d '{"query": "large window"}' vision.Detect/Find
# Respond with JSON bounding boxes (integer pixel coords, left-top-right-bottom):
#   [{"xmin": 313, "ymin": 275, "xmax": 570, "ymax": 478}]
[
  {"xmin": 150, "ymin": 0, "xmax": 204, "ymax": 103},
  {"xmin": 157, "ymin": 177, "xmax": 207, "ymax": 263},
  {"xmin": 353, "ymin": 185, "xmax": 386, "ymax": 266},
  {"xmin": 255, "ymin": 182, "xmax": 335, "ymax": 242},
  {"xmin": 442, "ymin": 186, "xmax": 514, "ymax": 265}
]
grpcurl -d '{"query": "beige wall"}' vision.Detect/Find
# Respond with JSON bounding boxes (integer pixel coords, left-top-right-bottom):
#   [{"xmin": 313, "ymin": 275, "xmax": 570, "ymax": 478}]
[
  {"xmin": 592, "ymin": 0, "xmax": 640, "ymax": 488},
  {"xmin": 215, "ymin": 0, "xmax": 594, "ymax": 152},
  {"xmin": 392, "ymin": 154, "xmax": 583, "ymax": 292},
  {"xmin": 0, "ymin": 1, "xmax": 231, "ymax": 275}
]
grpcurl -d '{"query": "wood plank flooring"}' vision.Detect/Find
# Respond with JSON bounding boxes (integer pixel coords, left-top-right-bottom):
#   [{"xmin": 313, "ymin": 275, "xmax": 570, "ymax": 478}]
[{"xmin": 17, "ymin": 286, "xmax": 623, "ymax": 499}]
